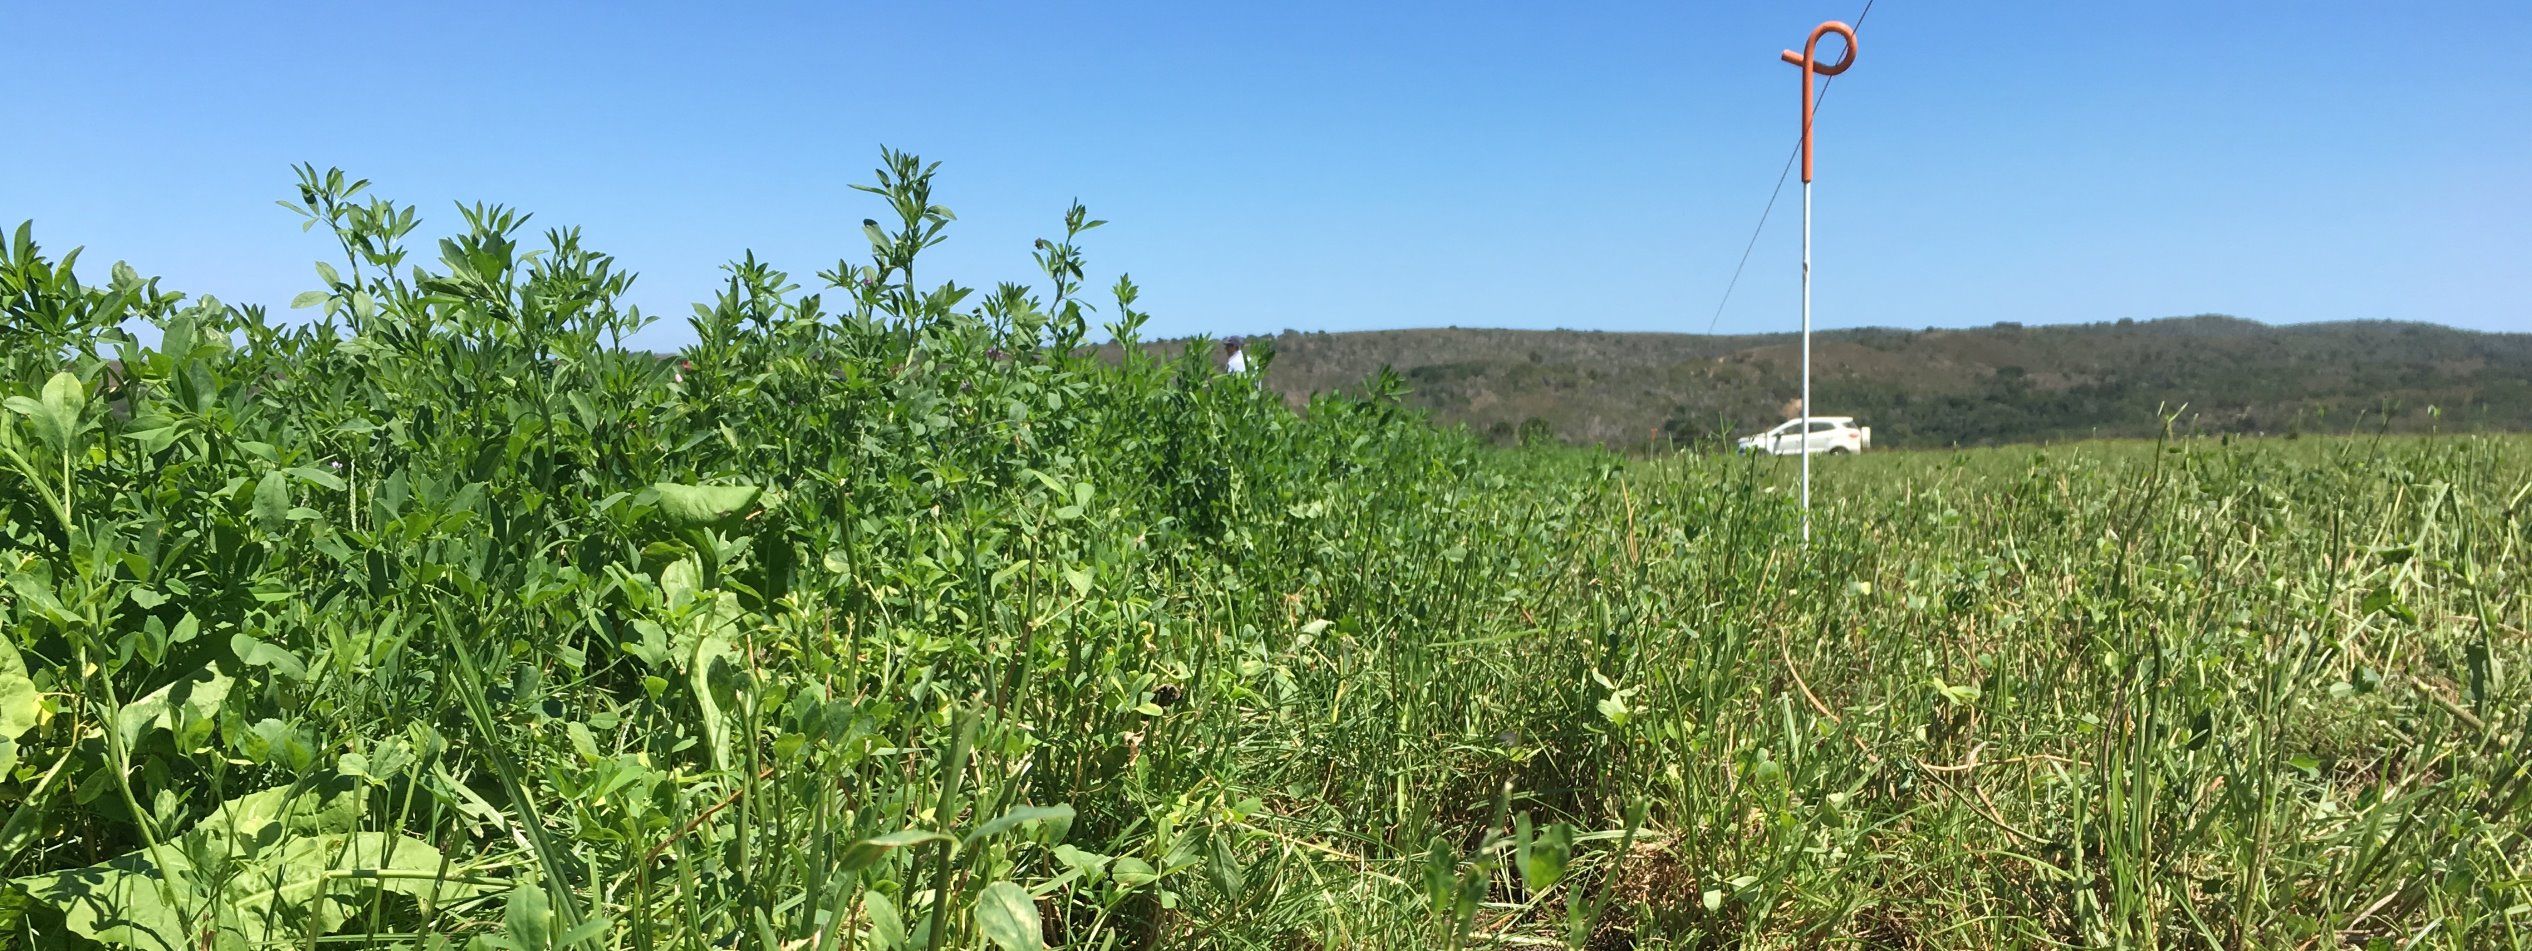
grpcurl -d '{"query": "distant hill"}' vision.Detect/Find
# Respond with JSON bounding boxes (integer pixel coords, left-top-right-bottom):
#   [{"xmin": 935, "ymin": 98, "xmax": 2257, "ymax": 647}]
[{"xmin": 1198, "ymin": 316, "xmax": 2532, "ymax": 448}]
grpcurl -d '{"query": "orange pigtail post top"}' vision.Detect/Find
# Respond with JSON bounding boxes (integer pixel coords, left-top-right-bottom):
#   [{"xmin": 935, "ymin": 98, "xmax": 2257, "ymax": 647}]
[{"xmin": 1780, "ymin": 21, "xmax": 1857, "ymax": 184}]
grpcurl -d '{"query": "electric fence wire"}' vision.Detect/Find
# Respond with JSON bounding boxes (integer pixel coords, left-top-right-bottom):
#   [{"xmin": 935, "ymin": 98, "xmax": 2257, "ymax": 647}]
[{"xmin": 1703, "ymin": 0, "xmax": 1879, "ymax": 336}]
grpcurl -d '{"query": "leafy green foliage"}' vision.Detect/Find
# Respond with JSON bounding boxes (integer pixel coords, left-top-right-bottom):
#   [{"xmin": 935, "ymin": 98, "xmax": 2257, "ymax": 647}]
[
  {"xmin": 972, "ymin": 881, "xmax": 1042, "ymax": 951},
  {"xmin": 2, "ymin": 156, "xmax": 2526, "ymax": 949},
  {"xmin": 649, "ymin": 482, "xmax": 760, "ymax": 531},
  {"xmin": 6, "ymin": 781, "xmax": 475, "ymax": 950}
]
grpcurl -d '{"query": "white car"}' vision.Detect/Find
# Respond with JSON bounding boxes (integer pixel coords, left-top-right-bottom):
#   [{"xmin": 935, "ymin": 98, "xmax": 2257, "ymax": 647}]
[{"xmin": 1737, "ymin": 416, "xmax": 1870, "ymax": 456}]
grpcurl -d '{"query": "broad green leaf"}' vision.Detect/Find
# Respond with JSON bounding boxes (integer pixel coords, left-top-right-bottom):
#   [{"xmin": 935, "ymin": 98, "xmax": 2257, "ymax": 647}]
[
  {"xmin": 39, "ymin": 371, "xmax": 85, "ymax": 447},
  {"xmin": 0, "ymin": 640, "xmax": 37, "ymax": 741},
  {"xmin": 658, "ymin": 557, "xmax": 703, "ymax": 608},
  {"xmin": 652, "ymin": 482, "xmax": 760, "ymax": 530},
  {"xmin": 962, "ymin": 804, "xmax": 1074, "ymax": 847},
  {"xmin": 989, "ymin": 559, "xmax": 1032, "ymax": 589},
  {"xmin": 1052, "ymin": 845, "xmax": 1109, "ymax": 875},
  {"xmin": 1110, "ymin": 856, "xmax": 1159, "ymax": 887},
  {"xmin": 233, "ymin": 831, "xmax": 470, "ymax": 913},
  {"xmin": 864, "ymin": 891, "xmax": 907, "ymax": 949},
  {"xmin": 124, "ymin": 421, "xmax": 184, "ymax": 454},
  {"xmin": 11, "ymin": 782, "xmax": 481, "ymax": 951},
  {"xmin": 1931, "ymin": 678, "xmax": 1981, "ymax": 705},
  {"xmin": 565, "ymin": 722, "xmax": 600, "ymax": 761},
  {"xmin": 972, "ymin": 880, "xmax": 1042, "ymax": 951},
  {"xmin": 1518, "ymin": 820, "xmax": 1571, "ymax": 893},
  {"xmin": 5, "ymin": 372, "xmax": 86, "ymax": 449},
  {"xmin": 5, "ymin": 570, "xmax": 76, "ymax": 624},
  {"xmin": 196, "ymin": 781, "xmax": 365, "ymax": 839},
  {"xmin": 688, "ymin": 634, "xmax": 741, "ymax": 771},
  {"xmin": 285, "ymin": 465, "xmax": 348, "ymax": 491},
  {"xmin": 115, "ymin": 663, "xmax": 232, "ymax": 749},
  {"xmin": 837, "ymin": 829, "xmax": 951, "ymax": 876},
  {"xmin": 231, "ymin": 633, "xmax": 309, "ymax": 681},
  {"xmin": 503, "ymin": 881, "xmax": 554, "ymax": 949},
  {"xmin": 252, "ymin": 470, "xmax": 292, "ymax": 529},
  {"xmin": 12, "ymin": 850, "xmax": 192, "ymax": 951},
  {"xmin": 1595, "ymin": 690, "xmax": 1632, "ymax": 726},
  {"xmin": 1207, "ymin": 832, "xmax": 1247, "ymax": 900},
  {"xmin": 242, "ymin": 718, "xmax": 318, "ymax": 772}
]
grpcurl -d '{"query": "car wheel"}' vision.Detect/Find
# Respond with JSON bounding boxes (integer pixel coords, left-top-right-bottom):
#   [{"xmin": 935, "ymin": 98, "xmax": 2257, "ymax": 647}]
[{"xmin": 1829, "ymin": 446, "xmax": 1852, "ymax": 455}]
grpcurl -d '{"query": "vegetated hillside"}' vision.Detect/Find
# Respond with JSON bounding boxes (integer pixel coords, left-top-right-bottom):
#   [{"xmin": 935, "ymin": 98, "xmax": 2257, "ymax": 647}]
[{"xmin": 1223, "ymin": 317, "xmax": 2532, "ymax": 448}]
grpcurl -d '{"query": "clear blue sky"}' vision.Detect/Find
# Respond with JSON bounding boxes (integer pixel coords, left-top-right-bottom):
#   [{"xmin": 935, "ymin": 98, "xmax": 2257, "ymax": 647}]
[{"xmin": 5, "ymin": 1, "xmax": 2525, "ymax": 348}]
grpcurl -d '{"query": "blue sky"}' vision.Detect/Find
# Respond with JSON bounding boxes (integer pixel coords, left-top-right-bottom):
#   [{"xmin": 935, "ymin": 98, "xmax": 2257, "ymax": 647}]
[{"xmin": 4, "ymin": 1, "xmax": 2525, "ymax": 348}]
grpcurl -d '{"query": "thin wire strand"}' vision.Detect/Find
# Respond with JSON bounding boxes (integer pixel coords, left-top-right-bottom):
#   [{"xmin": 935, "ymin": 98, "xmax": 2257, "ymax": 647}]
[{"xmin": 1703, "ymin": 0, "xmax": 1878, "ymax": 336}]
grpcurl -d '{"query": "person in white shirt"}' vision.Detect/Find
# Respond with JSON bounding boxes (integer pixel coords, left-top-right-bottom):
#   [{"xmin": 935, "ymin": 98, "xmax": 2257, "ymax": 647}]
[{"xmin": 1224, "ymin": 337, "xmax": 1248, "ymax": 375}]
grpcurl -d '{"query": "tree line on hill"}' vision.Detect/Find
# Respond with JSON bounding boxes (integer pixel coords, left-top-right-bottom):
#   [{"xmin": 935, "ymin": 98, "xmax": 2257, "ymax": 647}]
[{"xmin": 1202, "ymin": 315, "xmax": 2532, "ymax": 449}]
